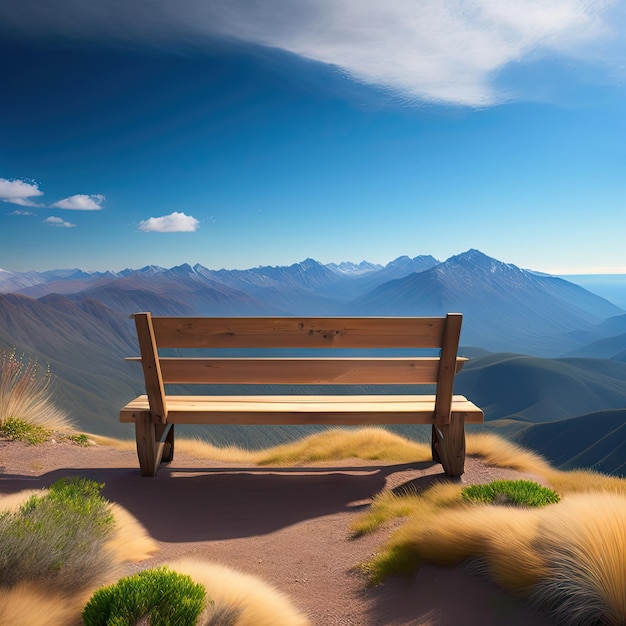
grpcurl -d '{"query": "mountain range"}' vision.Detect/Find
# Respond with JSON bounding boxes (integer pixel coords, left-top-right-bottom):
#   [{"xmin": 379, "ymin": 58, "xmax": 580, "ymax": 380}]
[{"xmin": 1, "ymin": 249, "xmax": 625, "ymax": 473}]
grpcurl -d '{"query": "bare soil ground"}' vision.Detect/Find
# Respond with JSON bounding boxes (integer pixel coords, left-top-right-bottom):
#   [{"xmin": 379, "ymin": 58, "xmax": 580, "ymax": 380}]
[{"xmin": 0, "ymin": 438, "xmax": 557, "ymax": 625}]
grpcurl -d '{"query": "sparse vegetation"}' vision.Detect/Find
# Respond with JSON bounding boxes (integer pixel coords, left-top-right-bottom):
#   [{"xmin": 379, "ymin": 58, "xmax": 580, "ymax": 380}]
[
  {"xmin": 461, "ymin": 480, "xmax": 560, "ymax": 507},
  {"xmin": 0, "ymin": 477, "xmax": 115, "ymax": 592},
  {"xmin": 82, "ymin": 566, "xmax": 207, "ymax": 626},
  {"xmin": 3, "ymin": 388, "xmax": 626, "ymax": 626},
  {"xmin": 0, "ymin": 416, "xmax": 52, "ymax": 444},
  {"xmin": 0, "ymin": 349, "xmax": 73, "ymax": 434},
  {"xmin": 63, "ymin": 432, "xmax": 91, "ymax": 446},
  {"xmin": 354, "ymin": 433, "xmax": 626, "ymax": 625}
]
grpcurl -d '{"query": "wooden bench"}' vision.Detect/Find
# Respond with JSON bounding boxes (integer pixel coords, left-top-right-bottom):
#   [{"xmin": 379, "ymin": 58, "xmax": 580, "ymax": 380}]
[{"xmin": 120, "ymin": 312, "xmax": 483, "ymax": 477}]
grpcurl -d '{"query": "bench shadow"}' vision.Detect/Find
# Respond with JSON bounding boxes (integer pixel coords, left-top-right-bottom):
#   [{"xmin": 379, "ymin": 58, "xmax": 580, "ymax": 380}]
[{"xmin": 0, "ymin": 461, "xmax": 443, "ymax": 542}]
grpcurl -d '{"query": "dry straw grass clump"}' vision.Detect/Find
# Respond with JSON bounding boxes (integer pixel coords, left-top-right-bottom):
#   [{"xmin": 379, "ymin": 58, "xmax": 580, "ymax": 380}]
[
  {"xmin": 257, "ymin": 427, "xmax": 431, "ymax": 466},
  {"xmin": 529, "ymin": 493, "xmax": 626, "ymax": 625},
  {"xmin": 166, "ymin": 558, "xmax": 311, "ymax": 626},
  {"xmin": 0, "ymin": 349, "xmax": 73, "ymax": 434},
  {"xmin": 466, "ymin": 432, "xmax": 553, "ymax": 476}
]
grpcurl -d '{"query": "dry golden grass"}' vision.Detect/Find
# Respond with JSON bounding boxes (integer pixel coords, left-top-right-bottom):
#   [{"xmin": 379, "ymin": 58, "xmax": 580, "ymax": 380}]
[
  {"xmin": 105, "ymin": 502, "xmax": 159, "ymax": 566},
  {"xmin": 166, "ymin": 558, "xmax": 311, "ymax": 626},
  {"xmin": 101, "ymin": 426, "xmax": 432, "ymax": 467},
  {"xmin": 0, "ymin": 350, "xmax": 73, "ymax": 433},
  {"xmin": 0, "ymin": 582, "xmax": 84, "ymax": 626},
  {"xmin": 257, "ymin": 427, "xmax": 431, "ymax": 466},
  {"xmin": 466, "ymin": 432, "xmax": 553, "ymax": 476},
  {"xmin": 351, "ymin": 482, "xmax": 463, "ymax": 537},
  {"xmin": 176, "ymin": 437, "xmax": 260, "ymax": 464},
  {"xmin": 86, "ymin": 433, "xmax": 136, "ymax": 450},
  {"xmin": 545, "ymin": 468, "xmax": 626, "ymax": 496},
  {"xmin": 530, "ymin": 493, "xmax": 626, "ymax": 625},
  {"xmin": 0, "ymin": 489, "xmax": 42, "ymax": 514}
]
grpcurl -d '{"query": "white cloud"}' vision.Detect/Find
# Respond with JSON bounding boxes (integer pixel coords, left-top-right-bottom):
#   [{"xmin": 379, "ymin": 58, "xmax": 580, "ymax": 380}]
[
  {"xmin": 138, "ymin": 211, "xmax": 200, "ymax": 233},
  {"xmin": 44, "ymin": 216, "xmax": 76, "ymax": 228},
  {"xmin": 0, "ymin": 177, "xmax": 44, "ymax": 206},
  {"xmin": 8, "ymin": 209, "xmax": 33, "ymax": 215},
  {"xmin": 0, "ymin": 0, "xmax": 623, "ymax": 106},
  {"xmin": 210, "ymin": 0, "xmax": 619, "ymax": 105},
  {"xmin": 51, "ymin": 194, "xmax": 105, "ymax": 210}
]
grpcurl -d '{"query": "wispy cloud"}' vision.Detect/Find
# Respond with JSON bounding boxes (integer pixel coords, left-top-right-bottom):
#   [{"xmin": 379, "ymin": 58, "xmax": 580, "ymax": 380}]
[
  {"xmin": 0, "ymin": 1, "xmax": 623, "ymax": 105},
  {"xmin": 44, "ymin": 216, "xmax": 76, "ymax": 228},
  {"xmin": 51, "ymin": 194, "xmax": 105, "ymax": 210},
  {"xmin": 0, "ymin": 177, "xmax": 44, "ymax": 207},
  {"xmin": 138, "ymin": 211, "xmax": 200, "ymax": 233},
  {"xmin": 8, "ymin": 209, "xmax": 34, "ymax": 216}
]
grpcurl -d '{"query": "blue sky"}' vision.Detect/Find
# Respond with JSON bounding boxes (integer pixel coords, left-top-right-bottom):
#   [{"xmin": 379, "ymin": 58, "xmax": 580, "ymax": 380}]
[{"xmin": 1, "ymin": 1, "xmax": 625, "ymax": 274}]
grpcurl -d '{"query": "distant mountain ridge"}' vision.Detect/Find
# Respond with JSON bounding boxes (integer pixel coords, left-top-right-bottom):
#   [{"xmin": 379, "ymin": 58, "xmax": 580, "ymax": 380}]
[
  {"xmin": 2, "ymin": 250, "xmax": 623, "ymax": 354},
  {"xmin": 1, "ymin": 249, "xmax": 626, "ymax": 471}
]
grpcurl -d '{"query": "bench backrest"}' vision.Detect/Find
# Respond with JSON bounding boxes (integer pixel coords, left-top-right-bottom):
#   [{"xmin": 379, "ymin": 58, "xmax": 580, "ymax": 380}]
[{"xmin": 132, "ymin": 312, "xmax": 464, "ymax": 424}]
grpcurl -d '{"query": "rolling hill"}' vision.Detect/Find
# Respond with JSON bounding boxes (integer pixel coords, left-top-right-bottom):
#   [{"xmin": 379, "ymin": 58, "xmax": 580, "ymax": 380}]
[
  {"xmin": 456, "ymin": 352, "xmax": 626, "ymax": 425},
  {"xmin": 515, "ymin": 409, "xmax": 626, "ymax": 476}
]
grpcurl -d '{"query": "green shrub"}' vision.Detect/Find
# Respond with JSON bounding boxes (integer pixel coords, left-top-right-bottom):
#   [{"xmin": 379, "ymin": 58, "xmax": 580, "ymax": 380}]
[
  {"xmin": 461, "ymin": 480, "xmax": 560, "ymax": 507},
  {"xmin": 63, "ymin": 432, "xmax": 91, "ymax": 446},
  {"xmin": 82, "ymin": 566, "xmax": 207, "ymax": 626},
  {"xmin": 0, "ymin": 477, "xmax": 115, "ymax": 591},
  {"xmin": 0, "ymin": 416, "xmax": 52, "ymax": 444}
]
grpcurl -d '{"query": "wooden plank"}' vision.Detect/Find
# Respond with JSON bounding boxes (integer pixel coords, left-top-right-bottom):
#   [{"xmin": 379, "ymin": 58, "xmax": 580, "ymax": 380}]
[
  {"xmin": 149, "ymin": 316, "xmax": 447, "ymax": 349},
  {"xmin": 133, "ymin": 313, "xmax": 168, "ymax": 423},
  {"xmin": 120, "ymin": 394, "xmax": 484, "ymax": 425},
  {"xmin": 125, "ymin": 356, "xmax": 466, "ymax": 385},
  {"xmin": 157, "ymin": 357, "xmax": 445, "ymax": 384}
]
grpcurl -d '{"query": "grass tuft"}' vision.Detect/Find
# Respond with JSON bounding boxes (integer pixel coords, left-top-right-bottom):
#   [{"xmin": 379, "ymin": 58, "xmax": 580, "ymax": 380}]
[
  {"xmin": 461, "ymin": 480, "xmax": 560, "ymax": 507},
  {"xmin": 466, "ymin": 432, "xmax": 552, "ymax": 475},
  {"xmin": 62, "ymin": 433, "xmax": 91, "ymax": 446},
  {"xmin": 257, "ymin": 427, "xmax": 431, "ymax": 466},
  {"xmin": 0, "ymin": 477, "xmax": 115, "ymax": 592},
  {"xmin": 0, "ymin": 349, "xmax": 73, "ymax": 434},
  {"xmin": 529, "ymin": 493, "xmax": 626, "ymax": 625}
]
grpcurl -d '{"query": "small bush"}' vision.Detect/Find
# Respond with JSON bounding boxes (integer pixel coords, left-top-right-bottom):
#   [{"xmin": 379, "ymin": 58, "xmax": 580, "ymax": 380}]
[
  {"xmin": 82, "ymin": 566, "xmax": 207, "ymax": 626},
  {"xmin": 63, "ymin": 433, "xmax": 91, "ymax": 446},
  {"xmin": 461, "ymin": 480, "xmax": 560, "ymax": 507},
  {"xmin": 0, "ymin": 477, "xmax": 115, "ymax": 591},
  {"xmin": 0, "ymin": 416, "xmax": 52, "ymax": 444}
]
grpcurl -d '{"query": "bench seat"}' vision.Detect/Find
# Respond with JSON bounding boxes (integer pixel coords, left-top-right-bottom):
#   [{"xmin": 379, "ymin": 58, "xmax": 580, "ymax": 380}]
[{"xmin": 120, "ymin": 394, "xmax": 484, "ymax": 425}]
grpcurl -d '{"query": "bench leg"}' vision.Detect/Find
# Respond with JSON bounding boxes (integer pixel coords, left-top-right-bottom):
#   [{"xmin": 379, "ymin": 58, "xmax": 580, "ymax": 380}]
[
  {"xmin": 135, "ymin": 417, "xmax": 172, "ymax": 476},
  {"xmin": 161, "ymin": 423, "xmax": 175, "ymax": 463},
  {"xmin": 432, "ymin": 415, "xmax": 466, "ymax": 477}
]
